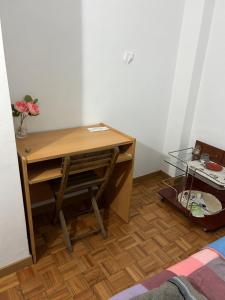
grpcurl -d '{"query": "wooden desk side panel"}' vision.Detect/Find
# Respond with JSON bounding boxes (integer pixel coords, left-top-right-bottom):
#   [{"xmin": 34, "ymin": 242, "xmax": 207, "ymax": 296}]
[
  {"xmin": 20, "ymin": 157, "xmax": 36, "ymax": 263},
  {"xmin": 106, "ymin": 141, "xmax": 135, "ymax": 222}
]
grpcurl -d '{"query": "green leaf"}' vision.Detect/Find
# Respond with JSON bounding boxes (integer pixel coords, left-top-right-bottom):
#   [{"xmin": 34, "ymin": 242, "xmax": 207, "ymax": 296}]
[
  {"xmin": 24, "ymin": 95, "xmax": 33, "ymax": 102},
  {"xmin": 11, "ymin": 104, "xmax": 20, "ymax": 117},
  {"xmin": 13, "ymin": 110, "xmax": 20, "ymax": 117},
  {"xmin": 33, "ymin": 98, "xmax": 39, "ymax": 103}
]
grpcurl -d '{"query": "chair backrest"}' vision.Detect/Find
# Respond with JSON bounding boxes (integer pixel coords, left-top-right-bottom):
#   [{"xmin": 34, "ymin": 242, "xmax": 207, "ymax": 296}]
[
  {"xmin": 68, "ymin": 148, "xmax": 119, "ymax": 175},
  {"xmin": 56, "ymin": 147, "xmax": 119, "ymax": 208}
]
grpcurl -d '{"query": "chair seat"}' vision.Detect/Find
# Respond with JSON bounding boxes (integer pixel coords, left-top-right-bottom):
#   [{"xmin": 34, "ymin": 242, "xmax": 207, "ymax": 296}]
[{"xmin": 51, "ymin": 170, "xmax": 104, "ymax": 195}]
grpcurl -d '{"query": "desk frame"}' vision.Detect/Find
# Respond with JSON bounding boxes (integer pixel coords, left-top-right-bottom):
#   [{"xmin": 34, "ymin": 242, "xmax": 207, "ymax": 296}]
[{"xmin": 17, "ymin": 124, "xmax": 135, "ymax": 263}]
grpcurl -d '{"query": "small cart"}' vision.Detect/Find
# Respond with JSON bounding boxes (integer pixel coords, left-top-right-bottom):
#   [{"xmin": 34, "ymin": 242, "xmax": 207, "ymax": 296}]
[{"xmin": 159, "ymin": 143, "xmax": 225, "ymax": 231}]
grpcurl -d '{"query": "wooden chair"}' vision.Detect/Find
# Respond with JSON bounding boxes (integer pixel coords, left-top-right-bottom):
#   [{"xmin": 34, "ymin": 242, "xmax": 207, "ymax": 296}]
[{"xmin": 51, "ymin": 147, "xmax": 119, "ymax": 251}]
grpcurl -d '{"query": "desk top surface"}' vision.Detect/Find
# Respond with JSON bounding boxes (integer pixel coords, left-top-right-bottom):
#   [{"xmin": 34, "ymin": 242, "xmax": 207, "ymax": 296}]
[{"xmin": 16, "ymin": 123, "xmax": 134, "ymax": 163}]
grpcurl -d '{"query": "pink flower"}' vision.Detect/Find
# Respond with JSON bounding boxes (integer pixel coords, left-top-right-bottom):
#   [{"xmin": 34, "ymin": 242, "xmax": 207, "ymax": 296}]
[
  {"xmin": 14, "ymin": 101, "xmax": 28, "ymax": 113},
  {"xmin": 27, "ymin": 102, "xmax": 40, "ymax": 115}
]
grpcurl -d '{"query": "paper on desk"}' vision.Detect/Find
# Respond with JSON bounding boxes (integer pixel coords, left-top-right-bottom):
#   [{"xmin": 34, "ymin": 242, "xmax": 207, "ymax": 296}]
[{"xmin": 87, "ymin": 126, "xmax": 109, "ymax": 132}]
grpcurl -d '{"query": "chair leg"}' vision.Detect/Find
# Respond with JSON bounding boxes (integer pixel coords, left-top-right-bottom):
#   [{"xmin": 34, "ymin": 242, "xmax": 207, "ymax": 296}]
[
  {"xmin": 52, "ymin": 207, "xmax": 59, "ymax": 225},
  {"xmin": 91, "ymin": 196, "xmax": 107, "ymax": 239},
  {"xmin": 52, "ymin": 192, "xmax": 61, "ymax": 225},
  {"xmin": 59, "ymin": 210, "xmax": 73, "ymax": 252}
]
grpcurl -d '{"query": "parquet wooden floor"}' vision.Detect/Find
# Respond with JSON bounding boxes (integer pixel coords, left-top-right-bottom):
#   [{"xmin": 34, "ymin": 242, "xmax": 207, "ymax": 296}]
[{"xmin": 1, "ymin": 172, "xmax": 225, "ymax": 300}]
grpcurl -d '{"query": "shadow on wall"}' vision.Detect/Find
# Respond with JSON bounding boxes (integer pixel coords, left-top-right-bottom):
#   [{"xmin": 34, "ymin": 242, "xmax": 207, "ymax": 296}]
[
  {"xmin": 181, "ymin": 0, "xmax": 216, "ymax": 148},
  {"xmin": 134, "ymin": 141, "xmax": 163, "ymax": 177},
  {"xmin": 0, "ymin": 0, "xmax": 83, "ymax": 132}
]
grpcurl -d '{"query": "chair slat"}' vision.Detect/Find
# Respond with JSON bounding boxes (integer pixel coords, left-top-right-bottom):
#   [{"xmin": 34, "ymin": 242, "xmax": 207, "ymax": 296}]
[
  {"xmin": 69, "ymin": 163, "xmax": 109, "ymax": 175},
  {"xmin": 69, "ymin": 158, "xmax": 111, "ymax": 173},
  {"xmin": 66, "ymin": 171, "xmax": 100, "ymax": 188},
  {"xmin": 64, "ymin": 178, "xmax": 104, "ymax": 194},
  {"xmin": 70, "ymin": 152, "xmax": 112, "ymax": 164}
]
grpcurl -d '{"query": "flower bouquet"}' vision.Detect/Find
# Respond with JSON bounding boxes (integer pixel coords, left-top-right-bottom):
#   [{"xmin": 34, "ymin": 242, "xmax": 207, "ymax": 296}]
[{"xmin": 12, "ymin": 95, "xmax": 40, "ymax": 138}]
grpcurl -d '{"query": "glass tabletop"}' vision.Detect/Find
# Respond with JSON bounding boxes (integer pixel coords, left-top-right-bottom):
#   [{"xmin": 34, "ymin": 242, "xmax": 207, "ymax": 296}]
[{"xmin": 164, "ymin": 147, "xmax": 225, "ymax": 189}]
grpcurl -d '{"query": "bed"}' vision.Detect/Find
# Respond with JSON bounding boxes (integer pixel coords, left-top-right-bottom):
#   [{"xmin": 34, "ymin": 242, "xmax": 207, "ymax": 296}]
[{"xmin": 110, "ymin": 237, "xmax": 225, "ymax": 300}]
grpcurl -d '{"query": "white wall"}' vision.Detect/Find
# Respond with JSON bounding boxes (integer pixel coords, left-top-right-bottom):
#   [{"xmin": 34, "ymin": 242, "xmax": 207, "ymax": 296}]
[
  {"xmin": 0, "ymin": 0, "xmax": 82, "ymax": 132},
  {"xmin": 0, "ymin": 22, "xmax": 29, "ymax": 268},
  {"xmin": 161, "ymin": 0, "xmax": 216, "ymax": 177},
  {"xmin": 82, "ymin": 0, "xmax": 185, "ymax": 176},
  {"xmin": 163, "ymin": 0, "xmax": 215, "ymax": 154},
  {"xmin": 191, "ymin": 0, "xmax": 225, "ymax": 150},
  {"xmin": 163, "ymin": 0, "xmax": 206, "ymax": 155},
  {"xmin": 0, "ymin": 0, "xmax": 185, "ymax": 177}
]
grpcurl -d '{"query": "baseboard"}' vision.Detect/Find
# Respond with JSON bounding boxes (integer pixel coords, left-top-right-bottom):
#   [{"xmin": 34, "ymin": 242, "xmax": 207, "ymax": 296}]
[
  {"xmin": 133, "ymin": 170, "xmax": 169, "ymax": 183},
  {"xmin": 0, "ymin": 255, "xmax": 32, "ymax": 277}
]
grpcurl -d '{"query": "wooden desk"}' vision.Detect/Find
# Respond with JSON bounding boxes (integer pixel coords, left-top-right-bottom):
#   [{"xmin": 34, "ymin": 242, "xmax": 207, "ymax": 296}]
[{"xmin": 17, "ymin": 123, "xmax": 135, "ymax": 263}]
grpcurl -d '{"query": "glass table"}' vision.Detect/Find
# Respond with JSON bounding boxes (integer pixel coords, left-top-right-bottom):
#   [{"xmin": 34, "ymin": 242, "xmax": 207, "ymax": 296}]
[{"xmin": 159, "ymin": 147, "xmax": 225, "ymax": 231}]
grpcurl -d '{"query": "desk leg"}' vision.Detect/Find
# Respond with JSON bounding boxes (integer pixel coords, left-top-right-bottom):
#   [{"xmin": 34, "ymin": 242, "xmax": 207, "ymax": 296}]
[{"xmin": 21, "ymin": 158, "xmax": 36, "ymax": 263}]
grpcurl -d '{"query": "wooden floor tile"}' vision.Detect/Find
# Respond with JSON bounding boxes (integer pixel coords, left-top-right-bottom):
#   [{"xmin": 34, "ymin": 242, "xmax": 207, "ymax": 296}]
[
  {"xmin": 115, "ymin": 251, "xmax": 135, "ymax": 268},
  {"xmin": 17, "ymin": 267, "xmax": 35, "ymax": 285},
  {"xmin": 0, "ymin": 286, "xmax": 23, "ymax": 300},
  {"xmin": 74, "ymin": 288, "xmax": 97, "ymax": 300},
  {"xmin": 99, "ymin": 258, "xmax": 120, "ymax": 278},
  {"xmin": 125, "ymin": 263, "xmax": 144, "ymax": 282},
  {"xmin": 93, "ymin": 280, "xmax": 113, "ymax": 300},
  {"xmin": 46, "ymin": 284, "xmax": 72, "ymax": 300},
  {"xmin": 40, "ymin": 266, "xmax": 63, "ymax": 290},
  {"xmin": 108, "ymin": 270, "xmax": 134, "ymax": 293},
  {"xmin": 83, "ymin": 266, "xmax": 105, "ymax": 286},
  {"xmin": 20, "ymin": 277, "xmax": 45, "ymax": 299},
  {"xmin": 26, "ymin": 292, "xmax": 48, "ymax": 300},
  {"xmin": 65, "ymin": 275, "xmax": 88, "ymax": 296},
  {"xmin": 0, "ymin": 273, "xmax": 19, "ymax": 293}
]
